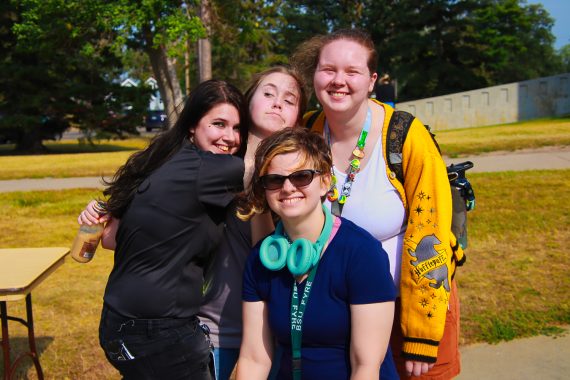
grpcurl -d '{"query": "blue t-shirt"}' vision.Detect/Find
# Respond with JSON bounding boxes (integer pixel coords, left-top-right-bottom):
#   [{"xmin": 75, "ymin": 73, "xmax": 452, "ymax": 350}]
[{"xmin": 243, "ymin": 218, "xmax": 398, "ymax": 380}]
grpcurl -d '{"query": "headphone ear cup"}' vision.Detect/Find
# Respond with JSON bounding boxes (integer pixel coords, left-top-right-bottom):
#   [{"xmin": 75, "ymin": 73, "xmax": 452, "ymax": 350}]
[
  {"xmin": 260, "ymin": 236, "xmax": 289, "ymax": 271},
  {"xmin": 287, "ymin": 239, "xmax": 317, "ymax": 276}
]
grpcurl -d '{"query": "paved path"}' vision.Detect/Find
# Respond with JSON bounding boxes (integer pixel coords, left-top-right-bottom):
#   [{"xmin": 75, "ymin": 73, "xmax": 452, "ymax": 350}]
[
  {"xmin": 1, "ymin": 147, "xmax": 569, "ymax": 193},
  {"xmin": 446, "ymin": 146, "xmax": 570, "ymax": 173},
  {"xmin": 457, "ymin": 327, "xmax": 570, "ymax": 380},
  {"xmin": 0, "ymin": 176, "xmax": 108, "ymax": 192}
]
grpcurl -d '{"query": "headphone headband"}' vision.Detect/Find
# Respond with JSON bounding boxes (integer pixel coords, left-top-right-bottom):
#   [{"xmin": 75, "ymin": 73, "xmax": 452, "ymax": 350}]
[{"xmin": 260, "ymin": 204, "xmax": 334, "ymax": 276}]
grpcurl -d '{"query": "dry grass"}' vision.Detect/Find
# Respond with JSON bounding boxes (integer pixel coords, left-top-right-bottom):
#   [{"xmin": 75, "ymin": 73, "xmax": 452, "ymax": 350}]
[
  {"xmin": 0, "ymin": 138, "xmax": 150, "ymax": 180},
  {"xmin": 0, "ymin": 169, "xmax": 568, "ymax": 378},
  {"xmin": 435, "ymin": 117, "xmax": 570, "ymax": 157},
  {"xmin": 0, "ymin": 189, "xmax": 118, "ymax": 379},
  {"xmin": 459, "ymin": 170, "xmax": 570, "ymax": 344}
]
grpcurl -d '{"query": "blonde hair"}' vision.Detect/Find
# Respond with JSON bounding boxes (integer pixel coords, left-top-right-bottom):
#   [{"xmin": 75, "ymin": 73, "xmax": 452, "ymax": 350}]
[{"xmin": 236, "ymin": 128, "xmax": 332, "ymax": 220}]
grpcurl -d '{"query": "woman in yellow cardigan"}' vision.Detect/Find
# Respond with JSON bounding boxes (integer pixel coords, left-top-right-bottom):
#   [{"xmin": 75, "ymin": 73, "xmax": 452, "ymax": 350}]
[{"xmin": 291, "ymin": 28, "xmax": 464, "ymax": 379}]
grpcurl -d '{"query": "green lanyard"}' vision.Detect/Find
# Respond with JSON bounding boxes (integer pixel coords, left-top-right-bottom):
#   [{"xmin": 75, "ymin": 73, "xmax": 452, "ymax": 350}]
[{"xmin": 290, "ymin": 264, "xmax": 319, "ymax": 380}]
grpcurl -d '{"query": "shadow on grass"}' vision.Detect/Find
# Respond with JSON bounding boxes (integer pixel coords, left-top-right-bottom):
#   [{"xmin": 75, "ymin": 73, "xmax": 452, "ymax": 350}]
[
  {"xmin": 0, "ymin": 143, "xmax": 140, "ymax": 156},
  {"xmin": 0, "ymin": 336, "xmax": 54, "ymax": 378},
  {"xmin": 471, "ymin": 307, "xmax": 570, "ymax": 344}
]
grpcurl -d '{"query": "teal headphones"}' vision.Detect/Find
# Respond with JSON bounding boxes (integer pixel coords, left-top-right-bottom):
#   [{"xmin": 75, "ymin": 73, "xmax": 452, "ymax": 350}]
[{"xmin": 259, "ymin": 204, "xmax": 334, "ymax": 276}]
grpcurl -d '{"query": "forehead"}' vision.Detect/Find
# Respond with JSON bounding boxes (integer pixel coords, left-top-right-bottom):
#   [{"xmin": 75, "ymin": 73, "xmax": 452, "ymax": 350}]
[
  {"xmin": 201, "ymin": 103, "xmax": 240, "ymax": 122},
  {"xmin": 319, "ymin": 39, "xmax": 370, "ymax": 67},
  {"xmin": 258, "ymin": 72, "xmax": 300, "ymax": 95},
  {"xmin": 265, "ymin": 151, "xmax": 314, "ymax": 173}
]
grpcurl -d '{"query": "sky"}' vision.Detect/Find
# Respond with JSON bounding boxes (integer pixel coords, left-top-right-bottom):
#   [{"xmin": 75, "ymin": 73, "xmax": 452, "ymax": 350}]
[{"xmin": 526, "ymin": 0, "xmax": 570, "ymax": 49}]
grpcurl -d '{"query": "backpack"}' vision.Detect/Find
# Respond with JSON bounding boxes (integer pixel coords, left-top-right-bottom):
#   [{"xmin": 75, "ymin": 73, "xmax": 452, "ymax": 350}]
[{"xmin": 305, "ymin": 109, "xmax": 475, "ymax": 250}]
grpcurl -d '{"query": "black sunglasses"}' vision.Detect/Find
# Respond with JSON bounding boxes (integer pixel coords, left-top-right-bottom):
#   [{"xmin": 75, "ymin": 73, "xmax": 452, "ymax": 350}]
[{"xmin": 260, "ymin": 169, "xmax": 321, "ymax": 190}]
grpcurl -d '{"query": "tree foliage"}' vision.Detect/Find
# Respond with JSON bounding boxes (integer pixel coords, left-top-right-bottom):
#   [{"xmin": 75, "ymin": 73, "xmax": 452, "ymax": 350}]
[
  {"xmin": 1, "ymin": 0, "xmax": 567, "ymax": 153},
  {"xmin": 0, "ymin": 0, "xmax": 149, "ymax": 152}
]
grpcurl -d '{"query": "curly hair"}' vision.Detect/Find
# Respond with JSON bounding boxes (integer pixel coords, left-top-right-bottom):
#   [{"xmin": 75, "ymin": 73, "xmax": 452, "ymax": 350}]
[
  {"xmin": 103, "ymin": 79, "xmax": 248, "ymax": 218},
  {"xmin": 236, "ymin": 128, "xmax": 332, "ymax": 220},
  {"xmin": 290, "ymin": 28, "xmax": 378, "ymax": 95},
  {"xmin": 243, "ymin": 65, "xmax": 308, "ymax": 128}
]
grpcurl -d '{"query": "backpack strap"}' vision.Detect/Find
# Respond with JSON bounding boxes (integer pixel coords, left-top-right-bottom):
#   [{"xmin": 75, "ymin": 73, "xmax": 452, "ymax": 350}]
[
  {"xmin": 386, "ymin": 110, "xmax": 415, "ymax": 185},
  {"xmin": 308, "ymin": 108, "xmax": 414, "ymax": 185},
  {"xmin": 304, "ymin": 110, "xmax": 322, "ymax": 130}
]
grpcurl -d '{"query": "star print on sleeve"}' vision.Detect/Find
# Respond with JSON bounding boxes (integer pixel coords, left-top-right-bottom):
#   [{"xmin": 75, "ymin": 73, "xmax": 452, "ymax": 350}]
[
  {"xmin": 417, "ymin": 191, "xmax": 426, "ymax": 201},
  {"xmin": 414, "ymin": 206, "xmax": 424, "ymax": 215}
]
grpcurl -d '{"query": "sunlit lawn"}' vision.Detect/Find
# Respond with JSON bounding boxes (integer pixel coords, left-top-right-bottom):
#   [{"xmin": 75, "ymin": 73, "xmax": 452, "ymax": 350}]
[
  {"xmin": 436, "ymin": 117, "xmax": 570, "ymax": 157},
  {"xmin": 0, "ymin": 137, "xmax": 150, "ymax": 180},
  {"xmin": 0, "ymin": 118, "xmax": 568, "ymax": 180}
]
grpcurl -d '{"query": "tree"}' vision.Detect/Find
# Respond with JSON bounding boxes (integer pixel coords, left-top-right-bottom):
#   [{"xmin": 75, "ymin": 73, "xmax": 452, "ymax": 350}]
[
  {"xmin": 198, "ymin": 0, "xmax": 212, "ymax": 82},
  {"xmin": 0, "ymin": 0, "xmax": 148, "ymax": 152},
  {"xmin": 559, "ymin": 44, "xmax": 570, "ymax": 73},
  {"xmin": 66, "ymin": 1, "xmax": 205, "ymax": 126},
  {"xmin": 210, "ymin": 0, "xmax": 288, "ymax": 86},
  {"xmin": 470, "ymin": 0, "xmax": 560, "ymax": 85},
  {"xmin": 363, "ymin": 0, "xmax": 561, "ymax": 101}
]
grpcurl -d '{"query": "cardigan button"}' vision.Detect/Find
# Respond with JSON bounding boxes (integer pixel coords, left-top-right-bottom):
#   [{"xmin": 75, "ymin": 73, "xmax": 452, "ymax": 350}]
[{"xmin": 389, "ymin": 172, "xmax": 396, "ymax": 179}]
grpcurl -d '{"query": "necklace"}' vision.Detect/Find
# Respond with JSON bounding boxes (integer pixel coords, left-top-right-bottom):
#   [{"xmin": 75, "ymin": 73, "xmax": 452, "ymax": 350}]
[{"xmin": 324, "ymin": 108, "xmax": 371, "ymax": 216}]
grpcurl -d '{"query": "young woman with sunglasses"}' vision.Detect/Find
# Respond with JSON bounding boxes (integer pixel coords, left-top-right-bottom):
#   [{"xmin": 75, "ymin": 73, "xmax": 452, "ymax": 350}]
[
  {"xmin": 235, "ymin": 128, "xmax": 397, "ymax": 380},
  {"xmin": 291, "ymin": 29, "xmax": 463, "ymax": 379},
  {"xmin": 78, "ymin": 67, "xmax": 307, "ymax": 379}
]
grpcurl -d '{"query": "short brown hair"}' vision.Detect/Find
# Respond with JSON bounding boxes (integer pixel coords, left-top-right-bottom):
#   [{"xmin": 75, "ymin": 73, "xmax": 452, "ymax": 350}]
[
  {"xmin": 236, "ymin": 128, "xmax": 332, "ymax": 220},
  {"xmin": 290, "ymin": 28, "xmax": 378, "ymax": 94}
]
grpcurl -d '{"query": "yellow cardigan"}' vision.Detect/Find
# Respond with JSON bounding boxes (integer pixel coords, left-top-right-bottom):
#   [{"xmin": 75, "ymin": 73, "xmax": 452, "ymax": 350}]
[{"xmin": 305, "ymin": 100, "xmax": 465, "ymax": 362}]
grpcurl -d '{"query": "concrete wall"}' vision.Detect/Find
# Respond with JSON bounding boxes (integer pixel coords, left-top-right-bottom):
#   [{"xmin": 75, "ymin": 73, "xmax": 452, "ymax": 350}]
[{"xmin": 396, "ymin": 73, "xmax": 570, "ymax": 131}]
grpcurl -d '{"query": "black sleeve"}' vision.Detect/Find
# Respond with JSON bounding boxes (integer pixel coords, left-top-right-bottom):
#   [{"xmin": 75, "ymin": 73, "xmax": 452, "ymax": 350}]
[{"xmin": 197, "ymin": 153, "xmax": 245, "ymax": 208}]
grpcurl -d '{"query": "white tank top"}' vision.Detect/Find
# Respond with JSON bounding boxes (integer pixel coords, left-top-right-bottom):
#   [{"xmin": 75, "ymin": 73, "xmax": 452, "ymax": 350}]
[{"xmin": 325, "ymin": 134, "xmax": 406, "ymax": 289}]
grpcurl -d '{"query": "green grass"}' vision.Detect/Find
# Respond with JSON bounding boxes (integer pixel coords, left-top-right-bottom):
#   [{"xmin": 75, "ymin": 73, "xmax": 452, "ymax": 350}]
[{"xmin": 0, "ymin": 169, "xmax": 568, "ymax": 378}]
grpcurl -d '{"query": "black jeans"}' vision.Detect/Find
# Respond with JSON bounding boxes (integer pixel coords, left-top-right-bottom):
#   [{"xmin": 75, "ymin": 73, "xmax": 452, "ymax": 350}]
[{"xmin": 99, "ymin": 306, "xmax": 214, "ymax": 380}]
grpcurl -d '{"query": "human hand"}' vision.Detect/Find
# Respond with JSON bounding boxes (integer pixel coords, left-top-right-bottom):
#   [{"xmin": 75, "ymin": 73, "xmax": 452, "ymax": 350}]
[
  {"xmin": 77, "ymin": 200, "xmax": 110, "ymax": 225},
  {"xmin": 405, "ymin": 360, "xmax": 434, "ymax": 377}
]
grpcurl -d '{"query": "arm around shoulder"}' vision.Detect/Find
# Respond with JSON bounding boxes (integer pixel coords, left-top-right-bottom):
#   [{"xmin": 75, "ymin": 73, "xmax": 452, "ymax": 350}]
[{"xmin": 101, "ymin": 217, "xmax": 118, "ymax": 250}]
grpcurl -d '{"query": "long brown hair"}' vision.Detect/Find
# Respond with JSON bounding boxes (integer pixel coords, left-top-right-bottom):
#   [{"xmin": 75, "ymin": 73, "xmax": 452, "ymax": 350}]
[{"xmin": 104, "ymin": 80, "xmax": 248, "ymax": 218}]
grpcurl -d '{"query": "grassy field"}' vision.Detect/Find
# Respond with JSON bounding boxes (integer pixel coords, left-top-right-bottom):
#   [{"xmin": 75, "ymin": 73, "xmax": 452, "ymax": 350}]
[
  {"xmin": 0, "ymin": 118, "xmax": 569, "ymax": 378},
  {"xmin": 0, "ymin": 117, "xmax": 568, "ymax": 180},
  {"xmin": 435, "ymin": 117, "xmax": 570, "ymax": 157},
  {"xmin": 0, "ymin": 138, "xmax": 150, "ymax": 180},
  {"xmin": 0, "ymin": 170, "xmax": 569, "ymax": 379}
]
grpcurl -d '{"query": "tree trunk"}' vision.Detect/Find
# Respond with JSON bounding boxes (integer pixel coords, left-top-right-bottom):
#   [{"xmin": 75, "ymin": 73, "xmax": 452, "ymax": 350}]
[
  {"xmin": 144, "ymin": 27, "xmax": 184, "ymax": 128},
  {"xmin": 198, "ymin": 0, "xmax": 212, "ymax": 82},
  {"xmin": 185, "ymin": 39, "xmax": 191, "ymax": 95},
  {"xmin": 15, "ymin": 126, "xmax": 47, "ymax": 153}
]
